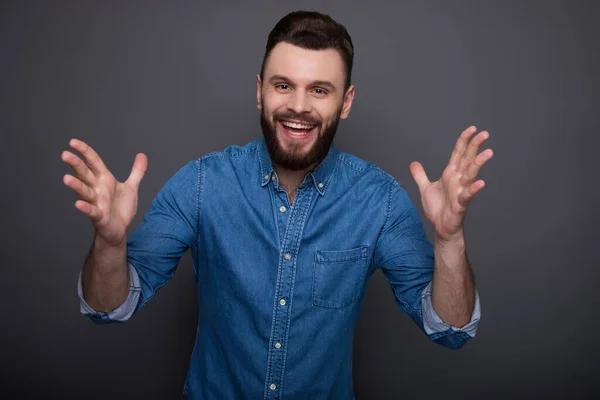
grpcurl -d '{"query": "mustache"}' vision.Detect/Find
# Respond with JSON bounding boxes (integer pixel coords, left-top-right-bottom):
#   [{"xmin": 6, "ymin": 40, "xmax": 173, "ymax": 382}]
[{"xmin": 273, "ymin": 112, "xmax": 321, "ymax": 126}]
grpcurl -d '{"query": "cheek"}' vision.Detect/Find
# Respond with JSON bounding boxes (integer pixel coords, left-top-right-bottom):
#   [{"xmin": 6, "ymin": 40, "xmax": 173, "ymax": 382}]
[
  {"xmin": 262, "ymin": 93, "xmax": 286, "ymax": 113},
  {"xmin": 317, "ymin": 101, "xmax": 342, "ymax": 121},
  {"xmin": 262, "ymin": 105, "xmax": 277, "ymax": 123}
]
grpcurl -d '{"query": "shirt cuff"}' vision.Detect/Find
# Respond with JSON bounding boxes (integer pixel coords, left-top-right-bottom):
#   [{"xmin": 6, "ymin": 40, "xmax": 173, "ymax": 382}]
[
  {"xmin": 421, "ymin": 281, "xmax": 481, "ymax": 337},
  {"xmin": 78, "ymin": 263, "xmax": 142, "ymax": 322}
]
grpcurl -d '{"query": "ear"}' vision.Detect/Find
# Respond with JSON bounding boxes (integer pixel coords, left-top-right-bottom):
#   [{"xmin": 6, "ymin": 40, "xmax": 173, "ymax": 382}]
[
  {"xmin": 340, "ymin": 85, "xmax": 355, "ymax": 120},
  {"xmin": 256, "ymin": 74, "xmax": 263, "ymax": 110}
]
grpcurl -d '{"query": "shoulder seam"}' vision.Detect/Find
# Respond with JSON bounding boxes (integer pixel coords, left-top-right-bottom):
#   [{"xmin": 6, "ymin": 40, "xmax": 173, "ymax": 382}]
[
  {"xmin": 197, "ymin": 152, "xmax": 222, "ymax": 162},
  {"xmin": 374, "ymin": 179, "xmax": 400, "ymax": 253},
  {"xmin": 338, "ymin": 154, "xmax": 396, "ymax": 183},
  {"xmin": 193, "ymin": 158, "xmax": 203, "ymax": 250},
  {"xmin": 339, "ymin": 154, "xmax": 369, "ymax": 172},
  {"xmin": 226, "ymin": 146, "xmax": 258, "ymax": 158},
  {"xmin": 198, "ymin": 144, "xmax": 259, "ymax": 161}
]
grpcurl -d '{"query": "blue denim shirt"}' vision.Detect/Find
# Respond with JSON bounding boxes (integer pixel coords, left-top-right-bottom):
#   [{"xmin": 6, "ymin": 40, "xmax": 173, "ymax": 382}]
[{"xmin": 78, "ymin": 138, "xmax": 480, "ymax": 399}]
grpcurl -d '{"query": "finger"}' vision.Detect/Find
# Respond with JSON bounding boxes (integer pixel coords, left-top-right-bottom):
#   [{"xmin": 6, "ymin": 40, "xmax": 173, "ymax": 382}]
[
  {"xmin": 458, "ymin": 130, "xmax": 490, "ymax": 173},
  {"xmin": 449, "ymin": 125, "xmax": 478, "ymax": 167},
  {"xmin": 68, "ymin": 138, "xmax": 109, "ymax": 177},
  {"xmin": 61, "ymin": 150, "xmax": 96, "ymax": 186},
  {"xmin": 458, "ymin": 180, "xmax": 485, "ymax": 207},
  {"xmin": 74, "ymin": 200, "xmax": 103, "ymax": 223},
  {"xmin": 63, "ymin": 174, "xmax": 97, "ymax": 203},
  {"xmin": 125, "ymin": 153, "xmax": 148, "ymax": 190},
  {"xmin": 410, "ymin": 161, "xmax": 431, "ymax": 192},
  {"xmin": 463, "ymin": 148, "xmax": 494, "ymax": 184}
]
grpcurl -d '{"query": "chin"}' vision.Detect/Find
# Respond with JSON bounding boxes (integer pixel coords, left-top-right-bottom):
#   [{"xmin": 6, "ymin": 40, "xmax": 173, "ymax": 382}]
[{"xmin": 261, "ymin": 110, "xmax": 334, "ymax": 171}]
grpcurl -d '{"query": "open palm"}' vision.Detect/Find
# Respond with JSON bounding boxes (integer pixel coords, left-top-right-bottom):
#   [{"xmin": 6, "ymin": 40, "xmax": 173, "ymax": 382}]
[
  {"xmin": 410, "ymin": 126, "xmax": 494, "ymax": 241},
  {"xmin": 62, "ymin": 139, "xmax": 147, "ymax": 246}
]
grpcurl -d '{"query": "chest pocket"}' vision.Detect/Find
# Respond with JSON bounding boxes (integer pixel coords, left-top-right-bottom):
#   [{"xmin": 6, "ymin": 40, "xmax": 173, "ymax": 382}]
[{"xmin": 313, "ymin": 246, "xmax": 370, "ymax": 309}]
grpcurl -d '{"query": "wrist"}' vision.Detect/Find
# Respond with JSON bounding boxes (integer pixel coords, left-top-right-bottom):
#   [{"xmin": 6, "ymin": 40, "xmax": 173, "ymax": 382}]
[
  {"xmin": 93, "ymin": 231, "xmax": 127, "ymax": 252},
  {"xmin": 434, "ymin": 229, "xmax": 465, "ymax": 247}
]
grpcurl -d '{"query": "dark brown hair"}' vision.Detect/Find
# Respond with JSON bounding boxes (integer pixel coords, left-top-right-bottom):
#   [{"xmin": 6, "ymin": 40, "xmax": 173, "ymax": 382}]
[{"xmin": 260, "ymin": 11, "xmax": 354, "ymax": 91}]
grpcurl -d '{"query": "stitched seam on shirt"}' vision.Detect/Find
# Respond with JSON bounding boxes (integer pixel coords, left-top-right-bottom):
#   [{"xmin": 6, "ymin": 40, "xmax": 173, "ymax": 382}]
[
  {"xmin": 397, "ymin": 296, "xmax": 420, "ymax": 315},
  {"xmin": 318, "ymin": 258, "xmax": 362, "ymax": 263},
  {"xmin": 226, "ymin": 147, "xmax": 256, "ymax": 158},
  {"xmin": 372, "ymin": 180, "xmax": 397, "ymax": 267},
  {"xmin": 319, "ymin": 153, "xmax": 340, "ymax": 192},
  {"xmin": 337, "ymin": 153, "xmax": 397, "ymax": 185},
  {"xmin": 197, "ymin": 150, "xmax": 257, "ymax": 172},
  {"xmin": 271, "ymin": 197, "xmax": 296, "ymax": 395},
  {"xmin": 316, "ymin": 253, "xmax": 367, "ymax": 263},
  {"xmin": 279, "ymin": 187, "xmax": 314, "ymax": 397},
  {"xmin": 197, "ymin": 152, "xmax": 222, "ymax": 162},
  {"xmin": 192, "ymin": 159, "xmax": 202, "ymax": 251},
  {"xmin": 340, "ymin": 155, "xmax": 370, "ymax": 172},
  {"xmin": 264, "ymin": 185, "xmax": 291, "ymax": 398},
  {"xmin": 222, "ymin": 142, "xmax": 259, "ymax": 158},
  {"xmin": 191, "ymin": 158, "xmax": 202, "ymax": 283},
  {"xmin": 141, "ymin": 263, "xmax": 179, "ymax": 305},
  {"xmin": 257, "ymin": 143, "xmax": 270, "ymax": 178},
  {"xmin": 339, "ymin": 156, "xmax": 395, "ymax": 180}
]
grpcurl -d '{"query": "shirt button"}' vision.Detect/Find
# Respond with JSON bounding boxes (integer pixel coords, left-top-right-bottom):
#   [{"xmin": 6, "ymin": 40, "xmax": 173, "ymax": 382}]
[
  {"xmin": 271, "ymin": 175, "xmax": 276, "ymax": 181},
  {"xmin": 284, "ymin": 253, "xmax": 291, "ymax": 260},
  {"xmin": 279, "ymin": 206, "xmax": 286, "ymax": 213},
  {"xmin": 270, "ymin": 384, "xmax": 277, "ymax": 390},
  {"xmin": 274, "ymin": 342, "xmax": 281, "ymax": 349},
  {"xmin": 318, "ymin": 182, "xmax": 324, "ymax": 188},
  {"xmin": 279, "ymin": 298, "xmax": 286, "ymax": 306},
  {"xmin": 264, "ymin": 175, "xmax": 269, "ymax": 180}
]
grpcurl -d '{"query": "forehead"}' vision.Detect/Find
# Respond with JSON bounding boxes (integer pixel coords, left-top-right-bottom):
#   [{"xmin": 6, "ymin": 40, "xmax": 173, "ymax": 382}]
[{"xmin": 263, "ymin": 42, "xmax": 345, "ymax": 87}]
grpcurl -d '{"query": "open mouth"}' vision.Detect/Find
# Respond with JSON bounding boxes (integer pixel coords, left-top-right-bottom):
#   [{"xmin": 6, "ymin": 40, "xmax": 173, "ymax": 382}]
[{"xmin": 278, "ymin": 120, "xmax": 318, "ymax": 141}]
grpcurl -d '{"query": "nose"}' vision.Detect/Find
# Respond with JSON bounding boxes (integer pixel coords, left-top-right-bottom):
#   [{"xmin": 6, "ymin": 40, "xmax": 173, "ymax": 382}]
[{"xmin": 287, "ymin": 89, "xmax": 312, "ymax": 114}]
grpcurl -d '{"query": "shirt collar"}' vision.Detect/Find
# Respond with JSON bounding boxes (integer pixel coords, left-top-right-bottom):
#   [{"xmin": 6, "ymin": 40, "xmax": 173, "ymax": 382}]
[{"xmin": 257, "ymin": 138, "xmax": 339, "ymax": 196}]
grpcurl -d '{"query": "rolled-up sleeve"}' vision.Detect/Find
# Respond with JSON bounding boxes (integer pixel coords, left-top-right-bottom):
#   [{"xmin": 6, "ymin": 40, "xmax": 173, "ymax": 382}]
[
  {"xmin": 78, "ymin": 263, "xmax": 141, "ymax": 324},
  {"xmin": 421, "ymin": 281, "xmax": 481, "ymax": 338},
  {"xmin": 77, "ymin": 159, "xmax": 199, "ymax": 324},
  {"xmin": 374, "ymin": 180, "xmax": 480, "ymax": 350}
]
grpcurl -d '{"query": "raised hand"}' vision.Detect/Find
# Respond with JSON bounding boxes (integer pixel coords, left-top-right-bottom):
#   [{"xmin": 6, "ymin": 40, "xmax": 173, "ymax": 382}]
[
  {"xmin": 409, "ymin": 125, "xmax": 493, "ymax": 242},
  {"xmin": 61, "ymin": 139, "xmax": 147, "ymax": 246}
]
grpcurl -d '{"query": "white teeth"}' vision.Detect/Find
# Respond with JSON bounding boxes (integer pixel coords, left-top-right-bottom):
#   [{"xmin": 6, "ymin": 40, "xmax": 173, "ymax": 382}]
[{"xmin": 281, "ymin": 121, "xmax": 314, "ymax": 130}]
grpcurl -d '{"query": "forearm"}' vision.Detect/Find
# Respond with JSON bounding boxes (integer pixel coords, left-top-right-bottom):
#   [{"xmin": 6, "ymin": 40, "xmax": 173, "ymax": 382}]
[
  {"xmin": 431, "ymin": 230, "xmax": 475, "ymax": 327},
  {"xmin": 81, "ymin": 232, "xmax": 130, "ymax": 312}
]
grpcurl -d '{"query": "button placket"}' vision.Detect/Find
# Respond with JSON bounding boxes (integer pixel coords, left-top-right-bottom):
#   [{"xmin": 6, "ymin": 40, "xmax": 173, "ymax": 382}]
[{"xmin": 263, "ymin": 186, "xmax": 315, "ymax": 399}]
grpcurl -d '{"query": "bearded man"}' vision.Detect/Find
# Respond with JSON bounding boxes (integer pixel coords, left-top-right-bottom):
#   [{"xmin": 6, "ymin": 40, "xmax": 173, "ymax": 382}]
[{"xmin": 62, "ymin": 10, "xmax": 492, "ymax": 400}]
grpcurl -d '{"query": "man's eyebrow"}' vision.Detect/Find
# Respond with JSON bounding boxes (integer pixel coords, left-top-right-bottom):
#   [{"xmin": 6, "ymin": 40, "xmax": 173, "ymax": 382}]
[
  {"xmin": 268, "ymin": 75, "xmax": 291, "ymax": 84},
  {"xmin": 312, "ymin": 80, "xmax": 336, "ymax": 92},
  {"xmin": 267, "ymin": 75, "xmax": 337, "ymax": 92}
]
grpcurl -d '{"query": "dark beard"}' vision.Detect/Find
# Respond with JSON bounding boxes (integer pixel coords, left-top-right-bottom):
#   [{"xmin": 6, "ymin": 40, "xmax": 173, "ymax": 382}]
[{"xmin": 260, "ymin": 109, "xmax": 341, "ymax": 171}]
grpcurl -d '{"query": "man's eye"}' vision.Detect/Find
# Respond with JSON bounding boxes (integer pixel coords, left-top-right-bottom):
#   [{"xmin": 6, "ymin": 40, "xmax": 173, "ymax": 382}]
[
  {"xmin": 313, "ymin": 88, "xmax": 327, "ymax": 95},
  {"xmin": 276, "ymin": 84, "xmax": 290, "ymax": 90}
]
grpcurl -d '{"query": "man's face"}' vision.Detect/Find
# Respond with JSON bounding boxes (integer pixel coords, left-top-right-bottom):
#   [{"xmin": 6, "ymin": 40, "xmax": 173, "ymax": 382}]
[{"xmin": 257, "ymin": 42, "xmax": 354, "ymax": 171}]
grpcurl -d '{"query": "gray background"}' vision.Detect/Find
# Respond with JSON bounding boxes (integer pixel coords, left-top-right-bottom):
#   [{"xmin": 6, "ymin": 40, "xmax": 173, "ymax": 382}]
[{"xmin": 1, "ymin": 0, "xmax": 597, "ymax": 398}]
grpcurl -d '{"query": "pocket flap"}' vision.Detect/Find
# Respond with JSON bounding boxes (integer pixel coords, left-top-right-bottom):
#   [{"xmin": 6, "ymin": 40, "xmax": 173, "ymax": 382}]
[{"xmin": 316, "ymin": 246, "xmax": 369, "ymax": 263}]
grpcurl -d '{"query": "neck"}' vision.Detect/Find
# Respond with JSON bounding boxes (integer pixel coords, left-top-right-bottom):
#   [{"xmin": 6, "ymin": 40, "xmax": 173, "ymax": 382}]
[{"xmin": 274, "ymin": 163, "xmax": 315, "ymax": 204}]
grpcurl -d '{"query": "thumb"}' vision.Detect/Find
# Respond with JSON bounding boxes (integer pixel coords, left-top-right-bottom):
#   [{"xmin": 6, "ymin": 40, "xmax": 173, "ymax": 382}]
[
  {"xmin": 125, "ymin": 153, "xmax": 148, "ymax": 190},
  {"xmin": 409, "ymin": 161, "xmax": 430, "ymax": 192}
]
